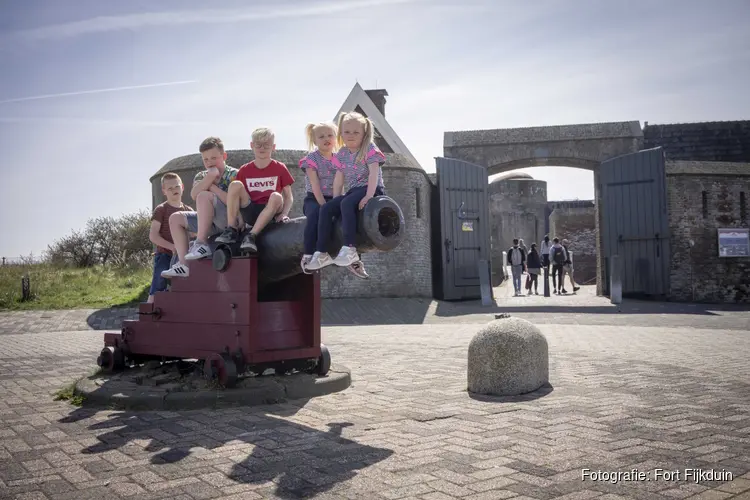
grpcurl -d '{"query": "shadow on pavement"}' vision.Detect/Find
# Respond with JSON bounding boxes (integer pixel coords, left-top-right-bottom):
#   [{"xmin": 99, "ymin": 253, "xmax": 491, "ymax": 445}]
[
  {"xmin": 85, "ymin": 297, "xmax": 434, "ymax": 330},
  {"xmin": 435, "ymin": 297, "xmax": 750, "ymax": 317},
  {"xmin": 86, "ymin": 307, "xmax": 137, "ymax": 330},
  {"xmin": 84, "ymin": 291, "xmax": 749, "ymax": 331},
  {"xmin": 60, "ymin": 401, "xmax": 393, "ymax": 498},
  {"xmin": 468, "ymin": 383, "xmax": 554, "ymax": 403},
  {"xmin": 320, "ymin": 298, "xmax": 432, "ymax": 325}
]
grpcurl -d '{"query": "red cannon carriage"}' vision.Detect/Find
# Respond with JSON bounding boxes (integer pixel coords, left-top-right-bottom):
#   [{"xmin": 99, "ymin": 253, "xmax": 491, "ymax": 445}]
[{"xmin": 97, "ymin": 196, "xmax": 404, "ymax": 387}]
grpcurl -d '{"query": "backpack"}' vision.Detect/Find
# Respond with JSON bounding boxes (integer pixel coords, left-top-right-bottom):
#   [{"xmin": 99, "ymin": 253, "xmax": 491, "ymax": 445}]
[{"xmin": 552, "ymin": 246, "xmax": 566, "ymax": 265}]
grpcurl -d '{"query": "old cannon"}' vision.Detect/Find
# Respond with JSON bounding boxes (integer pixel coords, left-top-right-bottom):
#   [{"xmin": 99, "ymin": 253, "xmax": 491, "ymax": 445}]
[{"xmin": 97, "ymin": 196, "xmax": 405, "ymax": 387}]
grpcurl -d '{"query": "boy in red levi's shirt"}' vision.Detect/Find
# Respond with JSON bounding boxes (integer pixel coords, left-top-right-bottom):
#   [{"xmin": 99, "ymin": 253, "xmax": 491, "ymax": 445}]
[{"xmin": 215, "ymin": 127, "xmax": 295, "ymax": 253}]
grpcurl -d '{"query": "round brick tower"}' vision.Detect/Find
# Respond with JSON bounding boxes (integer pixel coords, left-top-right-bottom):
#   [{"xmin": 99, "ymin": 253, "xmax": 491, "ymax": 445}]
[{"xmin": 488, "ymin": 173, "xmax": 548, "ymax": 285}]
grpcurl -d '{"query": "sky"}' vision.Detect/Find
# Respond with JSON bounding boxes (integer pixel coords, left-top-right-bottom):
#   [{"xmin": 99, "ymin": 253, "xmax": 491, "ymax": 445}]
[{"xmin": 1, "ymin": 0, "xmax": 749, "ymax": 260}]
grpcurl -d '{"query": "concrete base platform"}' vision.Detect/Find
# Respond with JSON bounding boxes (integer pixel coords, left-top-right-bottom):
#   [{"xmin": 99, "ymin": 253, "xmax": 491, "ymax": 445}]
[{"xmin": 72, "ymin": 362, "xmax": 351, "ymax": 410}]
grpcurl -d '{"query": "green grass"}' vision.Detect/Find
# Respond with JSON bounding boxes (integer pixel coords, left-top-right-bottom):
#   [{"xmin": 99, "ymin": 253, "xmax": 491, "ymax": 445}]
[
  {"xmin": 0, "ymin": 262, "xmax": 151, "ymax": 311},
  {"xmin": 54, "ymin": 381, "xmax": 85, "ymax": 406}
]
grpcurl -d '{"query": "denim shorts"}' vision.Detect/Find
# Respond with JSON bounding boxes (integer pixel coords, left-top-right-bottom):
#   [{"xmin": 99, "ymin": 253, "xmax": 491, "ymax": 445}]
[
  {"xmin": 149, "ymin": 252, "xmax": 175, "ymax": 295},
  {"xmin": 183, "ymin": 193, "xmax": 230, "ymax": 235}
]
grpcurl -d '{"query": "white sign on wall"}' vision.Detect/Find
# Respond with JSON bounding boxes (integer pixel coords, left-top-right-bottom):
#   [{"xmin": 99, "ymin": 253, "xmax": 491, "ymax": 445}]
[{"xmin": 717, "ymin": 228, "xmax": 750, "ymax": 257}]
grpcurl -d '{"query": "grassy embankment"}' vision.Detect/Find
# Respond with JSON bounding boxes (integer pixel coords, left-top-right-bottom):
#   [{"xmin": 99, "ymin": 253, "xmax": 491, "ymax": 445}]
[{"xmin": 0, "ymin": 263, "xmax": 151, "ymax": 311}]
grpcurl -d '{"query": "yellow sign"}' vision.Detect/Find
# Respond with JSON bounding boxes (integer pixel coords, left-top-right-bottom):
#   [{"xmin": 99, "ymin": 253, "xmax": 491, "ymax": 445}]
[{"xmin": 462, "ymin": 221, "xmax": 474, "ymax": 232}]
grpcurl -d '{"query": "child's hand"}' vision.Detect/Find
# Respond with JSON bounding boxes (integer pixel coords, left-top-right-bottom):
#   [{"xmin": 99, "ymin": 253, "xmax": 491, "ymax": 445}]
[
  {"xmin": 358, "ymin": 196, "xmax": 372, "ymax": 210},
  {"xmin": 275, "ymin": 214, "xmax": 290, "ymax": 223},
  {"xmin": 206, "ymin": 167, "xmax": 220, "ymax": 180}
]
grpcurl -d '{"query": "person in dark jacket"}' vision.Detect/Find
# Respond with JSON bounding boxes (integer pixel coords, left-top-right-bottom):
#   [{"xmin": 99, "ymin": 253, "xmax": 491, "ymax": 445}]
[{"xmin": 526, "ymin": 243, "xmax": 541, "ymax": 295}]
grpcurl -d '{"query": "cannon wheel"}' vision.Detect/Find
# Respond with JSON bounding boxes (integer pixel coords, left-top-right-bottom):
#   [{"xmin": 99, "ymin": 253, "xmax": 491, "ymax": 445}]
[
  {"xmin": 204, "ymin": 353, "xmax": 238, "ymax": 388},
  {"xmin": 212, "ymin": 246, "xmax": 232, "ymax": 272},
  {"xmin": 98, "ymin": 346, "xmax": 125, "ymax": 373},
  {"xmin": 317, "ymin": 344, "xmax": 331, "ymax": 376}
]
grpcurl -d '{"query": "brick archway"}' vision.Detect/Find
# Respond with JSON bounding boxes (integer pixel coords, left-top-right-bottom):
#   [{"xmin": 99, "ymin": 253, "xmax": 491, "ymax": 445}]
[{"xmin": 444, "ymin": 121, "xmax": 643, "ymax": 175}]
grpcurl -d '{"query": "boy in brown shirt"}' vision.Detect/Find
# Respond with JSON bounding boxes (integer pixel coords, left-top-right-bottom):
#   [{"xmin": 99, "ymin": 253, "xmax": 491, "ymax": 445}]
[{"xmin": 148, "ymin": 172, "xmax": 193, "ymax": 302}]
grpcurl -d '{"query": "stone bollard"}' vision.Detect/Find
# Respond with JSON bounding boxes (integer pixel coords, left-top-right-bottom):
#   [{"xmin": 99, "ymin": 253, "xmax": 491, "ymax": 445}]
[
  {"xmin": 610, "ymin": 255, "xmax": 622, "ymax": 304},
  {"xmin": 502, "ymin": 251, "xmax": 507, "ymax": 283},
  {"xmin": 467, "ymin": 315, "xmax": 549, "ymax": 396}
]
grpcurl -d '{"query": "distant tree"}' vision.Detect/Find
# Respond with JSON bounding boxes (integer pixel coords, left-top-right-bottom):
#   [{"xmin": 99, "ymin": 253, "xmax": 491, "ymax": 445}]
[
  {"xmin": 45, "ymin": 209, "xmax": 152, "ymax": 267},
  {"xmin": 45, "ymin": 230, "xmax": 97, "ymax": 267}
]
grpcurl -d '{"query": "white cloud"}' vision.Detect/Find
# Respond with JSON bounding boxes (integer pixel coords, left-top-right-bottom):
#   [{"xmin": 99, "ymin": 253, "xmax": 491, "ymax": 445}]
[
  {"xmin": 0, "ymin": 80, "xmax": 198, "ymax": 105},
  {"xmin": 3, "ymin": 0, "xmax": 426, "ymax": 44},
  {"xmin": 0, "ymin": 116, "xmax": 209, "ymax": 127}
]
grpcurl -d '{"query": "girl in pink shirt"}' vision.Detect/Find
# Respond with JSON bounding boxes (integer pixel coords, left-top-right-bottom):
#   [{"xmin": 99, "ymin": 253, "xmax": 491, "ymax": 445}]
[{"xmin": 306, "ymin": 111, "xmax": 386, "ymax": 271}]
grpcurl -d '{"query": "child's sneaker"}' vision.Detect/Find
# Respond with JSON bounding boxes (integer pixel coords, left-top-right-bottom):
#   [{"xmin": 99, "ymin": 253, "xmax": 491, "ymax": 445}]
[
  {"xmin": 333, "ymin": 246, "xmax": 360, "ymax": 267},
  {"xmin": 573, "ymin": 286, "xmax": 580, "ymax": 292},
  {"xmin": 306, "ymin": 251, "xmax": 334, "ymax": 271},
  {"xmin": 241, "ymin": 233, "xmax": 257, "ymax": 253},
  {"xmin": 161, "ymin": 262, "xmax": 189, "ymax": 278},
  {"xmin": 301, "ymin": 254, "xmax": 313, "ymax": 274},
  {"xmin": 215, "ymin": 226, "xmax": 240, "ymax": 244},
  {"xmin": 185, "ymin": 241, "xmax": 212, "ymax": 260},
  {"xmin": 347, "ymin": 261, "xmax": 369, "ymax": 279}
]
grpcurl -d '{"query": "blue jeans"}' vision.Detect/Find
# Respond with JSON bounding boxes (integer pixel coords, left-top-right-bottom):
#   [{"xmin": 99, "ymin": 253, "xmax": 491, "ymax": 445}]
[
  {"xmin": 316, "ymin": 186, "xmax": 383, "ymax": 251},
  {"xmin": 511, "ymin": 264, "xmax": 523, "ymax": 293},
  {"xmin": 303, "ymin": 193, "xmax": 332, "ymax": 255},
  {"xmin": 149, "ymin": 252, "xmax": 173, "ymax": 295}
]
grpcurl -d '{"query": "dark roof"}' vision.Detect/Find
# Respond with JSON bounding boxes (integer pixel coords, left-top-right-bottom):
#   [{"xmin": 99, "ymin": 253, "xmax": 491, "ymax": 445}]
[{"xmin": 643, "ymin": 120, "xmax": 750, "ymax": 162}]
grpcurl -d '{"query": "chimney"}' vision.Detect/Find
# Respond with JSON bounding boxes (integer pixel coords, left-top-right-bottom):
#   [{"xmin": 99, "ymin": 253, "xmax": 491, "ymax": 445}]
[{"xmin": 365, "ymin": 89, "xmax": 388, "ymax": 117}]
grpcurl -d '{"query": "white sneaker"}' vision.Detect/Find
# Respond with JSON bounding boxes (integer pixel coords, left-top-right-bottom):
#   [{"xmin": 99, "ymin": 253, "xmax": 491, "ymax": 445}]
[
  {"xmin": 301, "ymin": 254, "xmax": 313, "ymax": 274},
  {"xmin": 161, "ymin": 262, "xmax": 190, "ymax": 278},
  {"xmin": 306, "ymin": 251, "xmax": 334, "ymax": 271},
  {"xmin": 347, "ymin": 261, "xmax": 369, "ymax": 279},
  {"xmin": 185, "ymin": 242, "xmax": 212, "ymax": 260},
  {"xmin": 333, "ymin": 246, "xmax": 360, "ymax": 267}
]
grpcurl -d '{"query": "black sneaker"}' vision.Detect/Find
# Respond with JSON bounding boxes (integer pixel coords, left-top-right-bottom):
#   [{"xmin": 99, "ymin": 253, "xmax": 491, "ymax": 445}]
[
  {"xmin": 573, "ymin": 286, "xmax": 580, "ymax": 292},
  {"xmin": 561, "ymin": 289, "xmax": 568, "ymax": 294},
  {"xmin": 215, "ymin": 226, "xmax": 240, "ymax": 244},
  {"xmin": 241, "ymin": 233, "xmax": 257, "ymax": 253}
]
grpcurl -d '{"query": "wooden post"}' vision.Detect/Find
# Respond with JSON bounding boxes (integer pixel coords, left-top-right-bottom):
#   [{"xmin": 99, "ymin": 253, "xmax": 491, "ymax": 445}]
[{"xmin": 21, "ymin": 275, "xmax": 31, "ymax": 301}]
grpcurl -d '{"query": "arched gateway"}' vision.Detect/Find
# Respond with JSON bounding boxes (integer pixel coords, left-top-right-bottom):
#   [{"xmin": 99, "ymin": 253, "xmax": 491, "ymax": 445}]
[
  {"xmin": 442, "ymin": 121, "xmax": 671, "ymax": 298},
  {"xmin": 444, "ymin": 121, "xmax": 643, "ymax": 174}
]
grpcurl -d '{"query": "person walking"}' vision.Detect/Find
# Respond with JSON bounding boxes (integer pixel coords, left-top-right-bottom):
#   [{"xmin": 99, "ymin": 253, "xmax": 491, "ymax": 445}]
[
  {"xmin": 506, "ymin": 238, "xmax": 526, "ymax": 296},
  {"xmin": 526, "ymin": 243, "xmax": 541, "ymax": 295}
]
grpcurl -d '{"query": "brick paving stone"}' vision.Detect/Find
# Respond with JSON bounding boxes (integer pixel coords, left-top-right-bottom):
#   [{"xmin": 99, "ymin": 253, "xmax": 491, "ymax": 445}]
[{"xmin": 1, "ymin": 299, "xmax": 750, "ymax": 499}]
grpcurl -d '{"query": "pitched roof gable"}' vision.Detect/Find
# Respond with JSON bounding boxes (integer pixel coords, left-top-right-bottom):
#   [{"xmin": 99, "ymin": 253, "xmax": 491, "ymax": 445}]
[{"xmin": 334, "ymin": 82, "xmax": 421, "ymax": 168}]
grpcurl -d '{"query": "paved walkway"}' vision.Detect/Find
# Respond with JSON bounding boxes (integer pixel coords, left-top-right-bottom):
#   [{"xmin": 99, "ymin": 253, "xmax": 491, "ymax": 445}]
[{"xmin": 1, "ymin": 292, "xmax": 750, "ymax": 499}]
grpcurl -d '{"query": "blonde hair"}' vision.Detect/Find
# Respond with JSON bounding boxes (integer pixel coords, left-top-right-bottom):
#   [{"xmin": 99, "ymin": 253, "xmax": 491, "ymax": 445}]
[
  {"xmin": 160, "ymin": 172, "xmax": 182, "ymax": 186},
  {"xmin": 251, "ymin": 127, "xmax": 274, "ymax": 144},
  {"xmin": 305, "ymin": 122, "xmax": 339, "ymax": 152},
  {"xmin": 336, "ymin": 111, "xmax": 374, "ymax": 164}
]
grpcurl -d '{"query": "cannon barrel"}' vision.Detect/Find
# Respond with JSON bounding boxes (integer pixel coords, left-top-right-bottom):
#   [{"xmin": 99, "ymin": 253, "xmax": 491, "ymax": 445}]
[{"xmin": 219, "ymin": 195, "xmax": 405, "ymax": 288}]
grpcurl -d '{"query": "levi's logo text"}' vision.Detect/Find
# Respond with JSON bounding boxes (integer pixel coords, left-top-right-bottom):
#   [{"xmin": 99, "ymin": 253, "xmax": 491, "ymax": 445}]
[{"xmin": 245, "ymin": 177, "xmax": 278, "ymax": 192}]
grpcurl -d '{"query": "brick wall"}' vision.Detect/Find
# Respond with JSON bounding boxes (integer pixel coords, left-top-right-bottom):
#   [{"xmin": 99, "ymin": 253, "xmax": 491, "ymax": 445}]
[
  {"xmin": 152, "ymin": 150, "xmax": 433, "ymax": 299},
  {"xmin": 549, "ymin": 206, "xmax": 598, "ymax": 285},
  {"xmin": 666, "ymin": 161, "xmax": 750, "ymax": 303},
  {"xmin": 644, "ymin": 121, "xmax": 750, "ymax": 162},
  {"xmin": 320, "ymin": 167, "xmax": 433, "ymax": 298},
  {"xmin": 545, "ymin": 200, "xmax": 595, "ymax": 235}
]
